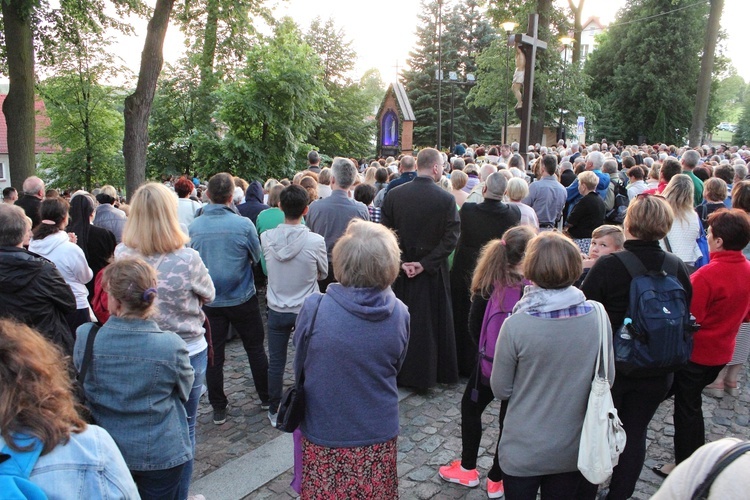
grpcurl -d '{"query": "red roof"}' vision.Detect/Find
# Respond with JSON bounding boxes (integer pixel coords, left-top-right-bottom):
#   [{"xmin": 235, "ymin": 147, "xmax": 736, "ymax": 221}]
[{"xmin": 0, "ymin": 94, "xmax": 58, "ymax": 154}]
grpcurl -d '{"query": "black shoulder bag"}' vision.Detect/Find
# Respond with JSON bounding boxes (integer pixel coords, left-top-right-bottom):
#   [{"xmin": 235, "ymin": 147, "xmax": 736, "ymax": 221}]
[
  {"xmin": 76, "ymin": 324, "xmax": 100, "ymax": 424},
  {"xmin": 276, "ymin": 295, "xmax": 323, "ymax": 433}
]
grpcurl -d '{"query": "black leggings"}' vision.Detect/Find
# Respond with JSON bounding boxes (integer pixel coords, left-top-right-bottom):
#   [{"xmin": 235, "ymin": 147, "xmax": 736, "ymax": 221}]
[{"xmin": 460, "ymin": 367, "xmax": 507, "ymax": 481}]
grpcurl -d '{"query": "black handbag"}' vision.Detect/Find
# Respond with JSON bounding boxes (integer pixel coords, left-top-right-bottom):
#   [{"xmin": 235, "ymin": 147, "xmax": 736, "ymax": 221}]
[
  {"xmin": 75, "ymin": 324, "xmax": 100, "ymax": 424},
  {"xmin": 276, "ymin": 295, "xmax": 323, "ymax": 433}
]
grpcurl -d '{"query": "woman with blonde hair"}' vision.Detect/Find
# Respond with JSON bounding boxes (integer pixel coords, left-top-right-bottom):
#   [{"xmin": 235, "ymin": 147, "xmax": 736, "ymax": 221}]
[
  {"xmin": 75, "ymin": 258, "xmax": 194, "ymax": 499},
  {"xmin": 0, "ymin": 319, "xmax": 138, "ymax": 497},
  {"xmin": 296, "ymin": 220, "xmax": 409, "ymax": 498},
  {"xmin": 363, "ymin": 166, "xmax": 378, "ymax": 185},
  {"xmin": 116, "ymin": 182, "xmax": 215, "ymax": 499},
  {"xmin": 565, "ymin": 171, "xmax": 606, "ymax": 254},
  {"xmin": 506, "ymin": 177, "xmax": 539, "ymax": 229},
  {"xmin": 660, "ymin": 174, "xmax": 702, "ymax": 268},
  {"xmin": 451, "ymin": 170, "xmax": 469, "ymax": 207}
]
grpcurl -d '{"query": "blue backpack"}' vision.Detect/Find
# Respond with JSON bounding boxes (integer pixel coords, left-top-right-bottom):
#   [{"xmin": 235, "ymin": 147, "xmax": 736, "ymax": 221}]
[
  {"xmin": 0, "ymin": 435, "xmax": 47, "ymax": 499},
  {"xmin": 613, "ymin": 251, "xmax": 695, "ymax": 377}
]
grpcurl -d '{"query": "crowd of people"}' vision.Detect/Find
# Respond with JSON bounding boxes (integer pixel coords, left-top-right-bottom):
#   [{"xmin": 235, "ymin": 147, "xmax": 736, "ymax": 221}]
[{"xmin": 0, "ymin": 138, "xmax": 749, "ymax": 499}]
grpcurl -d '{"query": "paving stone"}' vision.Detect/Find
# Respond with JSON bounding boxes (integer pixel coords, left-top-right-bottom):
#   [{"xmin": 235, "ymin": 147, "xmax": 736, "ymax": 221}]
[
  {"xmin": 408, "ymin": 465, "xmax": 438, "ymax": 482},
  {"xmin": 414, "ymin": 482, "xmax": 441, "ymax": 499},
  {"xmin": 427, "ymin": 449, "xmax": 455, "ymax": 466},
  {"xmin": 419, "ymin": 435, "xmax": 445, "ymax": 453}
]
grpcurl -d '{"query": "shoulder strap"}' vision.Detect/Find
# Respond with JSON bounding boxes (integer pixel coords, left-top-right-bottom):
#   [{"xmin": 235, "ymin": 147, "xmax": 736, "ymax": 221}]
[
  {"xmin": 77, "ymin": 324, "xmax": 100, "ymax": 387},
  {"xmin": 613, "ymin": 250, "xmax": 649, "ymax": 279},
  {"xmin": 0, "ymin": 434, "xmax": 44, "ymax": 480},
  {"xmin": 295, "ymin": 295, "xmax": 324, "ymax": 387},
  {"xmin": 590, "ymin": 301, "xmax": 610, "ymax": 381},
  {"xmin": 660, "ymin": 252, "xmax": 680, "ymax": 277},
  {"xmin": 691, "ymin": 441, "xmax": 750, "ymax": 499}
]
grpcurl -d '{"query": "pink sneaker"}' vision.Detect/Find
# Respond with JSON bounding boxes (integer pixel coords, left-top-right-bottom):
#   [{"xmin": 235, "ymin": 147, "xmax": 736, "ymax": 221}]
[
  {"xmin": 487, "ymin": 478, "xmax": 504, "ymax": 498},
  {"xmin": 438, "ymin": 460, "xmax": 480, "ymax": 487}
]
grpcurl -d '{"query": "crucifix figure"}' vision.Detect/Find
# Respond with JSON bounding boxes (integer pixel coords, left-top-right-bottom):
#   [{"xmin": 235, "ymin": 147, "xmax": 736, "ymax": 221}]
[{"xmin": 509, "ymin": 14, "xmax": 547, "ymax": 164}]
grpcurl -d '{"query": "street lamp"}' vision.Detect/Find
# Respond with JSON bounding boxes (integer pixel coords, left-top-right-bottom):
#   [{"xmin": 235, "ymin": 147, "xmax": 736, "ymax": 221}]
[
  {"xmin": 449, "ymin": 72, "xmax": 476, "ymax": 152},
  {"xmin": 501, "ymin": 21, "xmax": 517, "ymax": 145},
  {"xmin": 558, "ymin": 36, "xmax": 574, "ymax": 143},
  {"xmin": 436, "ymin": 0, "xmax": 444, "ymax": 150}
]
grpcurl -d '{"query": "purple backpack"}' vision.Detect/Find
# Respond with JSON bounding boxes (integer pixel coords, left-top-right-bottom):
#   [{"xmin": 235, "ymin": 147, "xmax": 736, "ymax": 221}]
[{"xmin": 478, "ymin": 284, "xmax": 524, "ymax": 380}]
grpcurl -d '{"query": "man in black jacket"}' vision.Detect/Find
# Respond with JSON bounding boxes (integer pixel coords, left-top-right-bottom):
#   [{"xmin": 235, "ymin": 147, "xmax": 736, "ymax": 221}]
[
  {"xmin": 14, "ymin": 176, "xmax": 45, "ymax": 229},
  {"xmin": 0, "ymin": 204, "xmax": 76, "ymax": 355}
]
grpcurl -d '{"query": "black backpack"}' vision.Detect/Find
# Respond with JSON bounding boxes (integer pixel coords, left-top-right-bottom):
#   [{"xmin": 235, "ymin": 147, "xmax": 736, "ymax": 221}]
[{"xmin": 612, "ymin": 251, "xmax": 697, "ymax": 377}]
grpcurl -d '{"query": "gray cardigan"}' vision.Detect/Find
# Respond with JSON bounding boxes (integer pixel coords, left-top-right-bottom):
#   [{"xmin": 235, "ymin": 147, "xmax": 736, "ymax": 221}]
[{"xmin": 490, "ymin": 308, "xmax": 614, "ymax": 477}]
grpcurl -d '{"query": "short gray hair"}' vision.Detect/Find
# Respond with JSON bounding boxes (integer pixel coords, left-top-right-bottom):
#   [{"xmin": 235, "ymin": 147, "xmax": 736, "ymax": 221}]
[
  {"xmin": 479, "ymin": 163, "xmax": 498, "ymax": 181},
  {"xmin": 331, "ymin": 157, "xmax": 357, "ymax": 189},
  {"xmin": 586, "ymin": 151, "xmax": 605, "ymax": 170},
  {"xmin": 483, "ymin": 172, "xmax": 507, "ymax": 200},
  {"xmin": 452, "ymin": 157, "xmax": 465, "ymax": 171},
  {"xmin": 0, "ymin": 204, "xmax": 30, "ymax": 246},
  {"xmin": 602, "ymin": 159, "xmax": 618, "ymax": 174},
  {"xmin": 735, "ymin": 163, "xmax": 748, "ymax": 181},
  {"xmin": 681, "ymin": 149, "xmax": 700, "ymax": 169},
  {"xmin": 308, "ymin": 150, "xmax": 320, "ymax": 164},
  {"xmin": 22, "ymin": 176, "xmax": 44, "ymax": 196}
]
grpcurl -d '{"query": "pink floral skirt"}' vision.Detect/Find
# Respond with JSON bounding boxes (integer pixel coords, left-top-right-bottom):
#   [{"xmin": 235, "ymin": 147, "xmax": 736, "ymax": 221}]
[{"xmin": 301, "ymin": 436, "xmax": 398, "ymax": 499}]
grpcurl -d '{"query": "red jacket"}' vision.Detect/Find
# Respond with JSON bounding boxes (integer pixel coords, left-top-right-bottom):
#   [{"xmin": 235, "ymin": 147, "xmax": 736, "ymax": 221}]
[{"xmin": 690, "ymin": 251, "xmax": 750, "ymax": 365}]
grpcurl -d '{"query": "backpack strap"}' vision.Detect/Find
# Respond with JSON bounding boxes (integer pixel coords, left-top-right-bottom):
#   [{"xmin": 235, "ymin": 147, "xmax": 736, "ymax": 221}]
[
  {"xmin": 691, "ymin": 441, "xmax": 750, "ymax": 499},
  {"xmin": 613, "ymin": 250, "xmax": 649, "ymax": 279},
  {"xmin": 0, "ymin": 435, "xmax": 44, "ymax": 480},
  {"xmin": 660, "ymin": 252, "xmax": 680, "ymax": 277}
]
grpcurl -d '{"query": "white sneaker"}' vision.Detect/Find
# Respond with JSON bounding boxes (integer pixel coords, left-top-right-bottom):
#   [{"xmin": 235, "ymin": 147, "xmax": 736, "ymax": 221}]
[{"xmin": 268, "ymin": 410, "xmax": 278, "ymax": 428}]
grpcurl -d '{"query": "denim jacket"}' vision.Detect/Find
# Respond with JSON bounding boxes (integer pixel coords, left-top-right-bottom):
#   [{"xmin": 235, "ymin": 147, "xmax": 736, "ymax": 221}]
[
  {"xmin": 73, "ymin": 317, "xmax": 194, "ymax": 471},
  {"xmin": 189, "ymin": 203, "xmax": 261, "ymax": 307},
  {"xmin": 1, "ymin": 427, "xmax": 140, "ymax": 499}
]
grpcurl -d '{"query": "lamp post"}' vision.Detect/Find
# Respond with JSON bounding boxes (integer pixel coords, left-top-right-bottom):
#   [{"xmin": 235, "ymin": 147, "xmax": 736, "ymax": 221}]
[
  {"xmin": 436, "ymin": 0, "xmax": 443, "ymax": 150},
  {"xmin": 558, "ymin": 36, "xmax": 574, "ymax": 143},
  {"xmin": 449, "ymin": 72, "xmax": 476, "ymax": 152},
  {"xmin": 501, "ymin": 21, "xmax": 517, "ymax": 146}
]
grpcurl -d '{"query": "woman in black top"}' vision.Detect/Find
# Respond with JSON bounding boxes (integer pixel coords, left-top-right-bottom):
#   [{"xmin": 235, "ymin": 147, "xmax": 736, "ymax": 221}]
[
  {"xmin": 68, "ymin": 193, "xmax": 116, "ymax": 299},
  {"xmin": 581, "ymin": 194, "xmax": 692, "ymax": 500},
  {"xmin": 566, "ymin": 171, "xmax": 606, "ymax": 254}
]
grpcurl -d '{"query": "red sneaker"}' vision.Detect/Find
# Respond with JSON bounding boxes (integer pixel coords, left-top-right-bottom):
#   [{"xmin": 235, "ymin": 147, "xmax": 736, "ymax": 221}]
[
  {"xmin": 438, "ymin": 460, "xmax": 480, "ymax": 487},
  {"xmin": 487, "ymin": 478, "xmax": 504, "ymax": 498}
]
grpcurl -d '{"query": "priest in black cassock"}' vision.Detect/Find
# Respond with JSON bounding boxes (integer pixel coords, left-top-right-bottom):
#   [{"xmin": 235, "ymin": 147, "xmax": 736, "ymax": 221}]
[{"xmin": 381, "ymin": 148, "xmax": 461, "ymax": 391}]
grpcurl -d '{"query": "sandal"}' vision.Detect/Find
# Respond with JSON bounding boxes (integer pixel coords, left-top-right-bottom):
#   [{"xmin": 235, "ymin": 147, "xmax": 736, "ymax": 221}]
[
  {"xmin": 703, "ymin": 385, "xmax": 724, "ymax": 398},
  {"xmin": 725, "ymin": 384, "xmax": 740, "ymax": 397}
]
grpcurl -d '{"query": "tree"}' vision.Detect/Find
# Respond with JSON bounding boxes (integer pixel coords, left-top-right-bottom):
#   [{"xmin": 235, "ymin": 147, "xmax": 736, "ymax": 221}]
[
  {"xmin": 714, "ymin": 70, "xmax": 746, "ymax": 124},
  {"xmin": 36, "ymin": 31, "xmax": 128, "ymax": 190},
  {"xmin": 402, "ymin": 0, "xmax": 499, "ymax": 150},
  {"xmin": 2, "ymin": 0, "xmax": 39, "ymax": 185},
  {"xmin": 735, "ymin": 99, "xmax": 750, "ymax": 146},
  {"xmin": 585, "ymin": 0, "xmax": 710, "ymax": 144},
  {"xmin": 567, "ymin": 0, "xmax": 584, "ymax": 65},
  {"xmin": 123, "ymin": 0, "xmax": 175, "ymax": 199},
  {"xmin": 218, "ymin": 19, "xmax": 329, "ymax": 180},
  {"xmin": 689, "ymin": 0, "xmax": 724, "ymax": 146},
  {"xmin": 1, "ymin": 0, "xmax": 142, "ymax": 186},
  {"xmin": 303, "ymin": 17, "xmax": 375, "ymax": 158}
]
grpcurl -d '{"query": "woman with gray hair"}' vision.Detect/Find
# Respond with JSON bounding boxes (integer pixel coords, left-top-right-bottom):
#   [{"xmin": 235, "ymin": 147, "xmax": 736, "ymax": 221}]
[{"xmin": 295, "ymin": 220, "xmax": 409, "ymax": 498}]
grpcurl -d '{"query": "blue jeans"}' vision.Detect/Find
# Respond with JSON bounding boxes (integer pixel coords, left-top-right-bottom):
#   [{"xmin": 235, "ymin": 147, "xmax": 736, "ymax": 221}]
[
  {"xmin": 267, "ymin": 309, "xmax": 298, "ymax": 413},
  {"xmin": 132, "ymin": 463, "xmax": 185, "ymax": 500},
  {"xmin": 178, "ymin": 348, "xmax": 207, "ymax": 500}
]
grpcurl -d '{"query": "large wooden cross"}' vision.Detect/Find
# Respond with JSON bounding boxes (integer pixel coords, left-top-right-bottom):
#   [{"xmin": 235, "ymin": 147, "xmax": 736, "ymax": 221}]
[{"xmin": 509, "ymin": 14, "xmax": 547, "ymax": 164}]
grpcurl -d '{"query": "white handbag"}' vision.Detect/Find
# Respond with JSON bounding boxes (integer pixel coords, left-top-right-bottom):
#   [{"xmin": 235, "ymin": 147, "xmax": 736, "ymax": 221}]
[{"xmin": 578, "ymin": 301, "xmax": 627, "ymax": 485}]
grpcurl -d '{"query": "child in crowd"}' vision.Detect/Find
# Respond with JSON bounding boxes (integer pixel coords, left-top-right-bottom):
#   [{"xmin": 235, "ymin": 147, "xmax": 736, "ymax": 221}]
[
  {"xmin": 74, "ymin": 258, "xmax": 194, "ymax": 500},
  {"xmin": 578, "ymin": 225, "xmax": 626, "ymax": 285},
  {"xmin": 261, "ymin": 185, "xmax": 328, "ymax": 427},
  {"xmin": 353, "ymin": 183, "xmax": 380, "ymax": 223},
  {"xmin": 439, "ymin": 226, "xmax": 536, "ymax": 499}
]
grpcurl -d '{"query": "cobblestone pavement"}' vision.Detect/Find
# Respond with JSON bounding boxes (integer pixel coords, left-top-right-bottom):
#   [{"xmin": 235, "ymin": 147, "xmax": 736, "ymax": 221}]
[{"xmin": 192, "ymin": 298, "xmax": 750, "ymax": 499}]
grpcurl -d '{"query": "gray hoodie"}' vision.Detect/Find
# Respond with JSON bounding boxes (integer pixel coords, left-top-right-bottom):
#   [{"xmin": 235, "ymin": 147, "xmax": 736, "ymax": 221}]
[{"xmin": 261, "ymin": 224, "xmax": 328, "ymax": 313}]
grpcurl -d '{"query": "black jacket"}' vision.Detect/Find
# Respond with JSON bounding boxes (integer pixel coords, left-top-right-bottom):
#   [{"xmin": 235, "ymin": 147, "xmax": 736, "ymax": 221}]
[
  {"xmin": 15, "ymin": 194, "xmax": 42, "ymax": 228},
  {"xmin": 0, "ymin": 246, "xmax": 76, "ymax": 355}
]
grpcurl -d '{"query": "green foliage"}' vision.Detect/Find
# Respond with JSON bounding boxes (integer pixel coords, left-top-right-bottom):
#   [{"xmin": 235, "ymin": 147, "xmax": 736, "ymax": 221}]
[
  {"xmin": 35, "ymin": 29, "xmax": 128, "ymax": 190},
  {"xmin": 217, "ymin": 18, "xmax": 330, "ymax": 180},
  {"xmin": 735, "ymin": 99, "xmax": 750, "ymax": 146},
  {"xmin": 584, "ymin": 0, "xmax": 709, "ymax": 144},
  {"xmin": 303, "ymin": 18, "xmax": 376, "ymax": 159},
  {"xmin": 402, "ymin": 0, "xmax": 499, "ymax": 150},
  {"xmin": 714, "ymin": 71, "xmax": 747, "ymax": 124}
]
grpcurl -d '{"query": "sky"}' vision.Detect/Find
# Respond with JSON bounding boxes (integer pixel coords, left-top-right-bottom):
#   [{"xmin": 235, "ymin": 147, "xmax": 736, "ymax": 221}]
[{"xmin": 113, "ymin": 0, "xmax": 750, "ymax": 85}]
